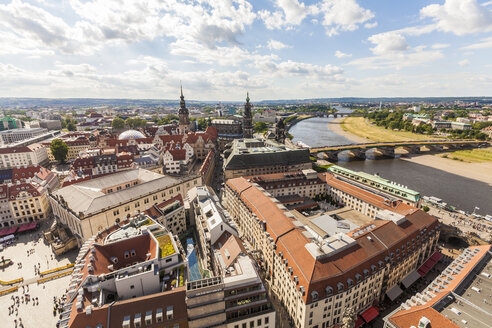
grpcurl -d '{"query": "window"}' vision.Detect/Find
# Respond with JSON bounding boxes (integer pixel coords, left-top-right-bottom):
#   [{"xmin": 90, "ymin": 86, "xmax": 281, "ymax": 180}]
[
  {"xmin": 134, "ymin": 314, "xmax": 141, "ymax": 328},
  {"xmin": 156, "ymin": 309, "xmax": 163, "ymax": 323},
  {"xmin": 145, "ymin": 311, "xmax": 152, "ymax": 326},
  {"xmin": 122, "ymin": 316, "xmax": 131, "ymax": 328},
  {"xmin": 250, "ymin": 321, "xmax": 254, "ymax": 328},
  {"xmin": 166, "ymin": 306, "xmax": 173, "ymax": 320},
  {"xmin": 265, "ymin": 317, "xmax": 269, "ymax": 324}
]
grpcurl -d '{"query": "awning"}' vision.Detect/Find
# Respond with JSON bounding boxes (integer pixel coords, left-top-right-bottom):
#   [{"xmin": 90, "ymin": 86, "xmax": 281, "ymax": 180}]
[
  {"xmin": 0, "ymin": 234, "xmax": 15, "ymax": 243},
  {"xmin": 0, "ymin": 227, "xmax": 18, "ymax": 237},
  {"xmin": 360, "ymin": 306, "xmax": 379, "ymax": 323},
  {"xmin": 17, "ymin": 222, "xmax": 37, "ymax": 233},
  {"xmin": 402, "ymin": 270, "xmax": 421, "ymax": 288},
  {"xmin": 418, "ymin": 251, "xmax": 443, "ymax": 277},
  {"xmin": 386, "ymin": 284, "xmax": 403, "ymax": 301},
  {"xmin": 355, "ymin": 317, "xmax": 365, "ymax": 328}
]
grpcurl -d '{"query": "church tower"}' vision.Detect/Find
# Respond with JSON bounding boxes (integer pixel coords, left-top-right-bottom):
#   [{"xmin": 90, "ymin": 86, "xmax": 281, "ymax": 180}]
[
  {"xmin": 178, "ymin": 84, "xmax": 190, "ymax": 134},
  {"xmin": 275, "ymin": 117, "xmax": 286, "ymax": 144},
  {"xmin": 242, "ymin": 92, "xmax": 253, "ymax": 138}
]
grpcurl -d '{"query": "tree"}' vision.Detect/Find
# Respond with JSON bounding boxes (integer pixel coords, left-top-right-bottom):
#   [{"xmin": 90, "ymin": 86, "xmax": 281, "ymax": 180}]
[
  {"xmin": 197, "ymin": 117, "xmax": 208, "ymax": 131},
  {"xmin": 67, "ymin": 122, "xmax": 77, "ymax": 131},
  {"xmin": 422, "ymin": 206, "xmax": 430, "ymax": 212},
  {"xmin": 125, "ymin": 117, "xmax": 147, "ymax": 128},
  {"xmin": 112, "ymin": 117, "xmax": 125, "ymax": 130},
  {"xmin": 50, "ymin": 139, "xmax": 68, "ymax": 163},
  {"xmin": 254, "ymin": 121, "xmax": 268, "ymax": 133}
]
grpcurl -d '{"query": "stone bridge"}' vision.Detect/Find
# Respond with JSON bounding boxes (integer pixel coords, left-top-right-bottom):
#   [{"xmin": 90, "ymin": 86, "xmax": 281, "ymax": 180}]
[
  {"xmin": 309, "ymin": 140, "xmax": 490, "ymax": 162},
  {"xmin": 306, "ymin": 111, "xmax": 364, "ymax": 118}
]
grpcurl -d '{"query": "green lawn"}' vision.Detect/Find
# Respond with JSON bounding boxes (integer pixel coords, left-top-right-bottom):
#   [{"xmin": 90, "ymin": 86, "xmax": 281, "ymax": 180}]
[
  {"xmin": 341, "ymin": 117, "xmax": 445, "ymax": 142},
  {"xmin": 441, "ymin": 147, "xmax": 492, "ymax": 163}
]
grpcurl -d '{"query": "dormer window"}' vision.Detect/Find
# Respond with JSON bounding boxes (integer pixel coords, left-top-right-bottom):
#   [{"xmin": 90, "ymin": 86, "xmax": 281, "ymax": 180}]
[
  {"xmin": 124, "ymin": 251, "xmax": 130, "ymax": 259},
  {"xmin": 347, "ymin": 279, "xmax": 354, "ymax": 288},
  {"xmin": 355, "ymin": 273, "xmax": 362, "ymax": 282},
  {"xmin": 325, "ymin": 286, "xmax": 333, "ymax": 296},
  {"xmin": 363, "ymin": 269, "xmax": 369, "ymax": 278},
  {"xmin": 337, "ymin": 282, "xmax": 344, "ymax": 292},
  {"xmin": 311, "ymin": 291, "xmax": 318, "ymax": 301},
  {"xmin": 131, "ymin": 249, "xmax": 136, "ymax": 257}
]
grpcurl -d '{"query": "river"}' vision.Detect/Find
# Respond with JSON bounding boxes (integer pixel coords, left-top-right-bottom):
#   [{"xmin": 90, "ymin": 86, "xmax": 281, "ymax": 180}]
[{"xmin": 290, "ymin": 117, "xmax": 492, "ymax": 215}]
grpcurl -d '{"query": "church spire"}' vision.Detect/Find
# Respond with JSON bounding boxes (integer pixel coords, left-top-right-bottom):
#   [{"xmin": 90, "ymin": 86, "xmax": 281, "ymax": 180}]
[
  {"xmin": 242, "ymin": 92, "xmax": 253, "ymax": 138},
  {"xmin": 178, "ymin": 83, "xmax": 190, "ymax": 133}
]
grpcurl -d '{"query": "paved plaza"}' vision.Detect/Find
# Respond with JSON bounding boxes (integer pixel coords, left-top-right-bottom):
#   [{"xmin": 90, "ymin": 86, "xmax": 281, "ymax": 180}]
[
  {"xmin": 0, "ymin": 218, "xmax": 77, "ymax": 328},
  {"xmin": 0, "ymin": 274, "xmax": 71, "ymax": 328}
]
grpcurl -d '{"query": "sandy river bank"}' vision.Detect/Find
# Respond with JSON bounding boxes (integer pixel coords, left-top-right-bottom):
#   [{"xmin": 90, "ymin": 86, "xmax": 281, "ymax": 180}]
[{"xmin": 329, "ymin": 118, "xmax": 492, "ymax": 184}]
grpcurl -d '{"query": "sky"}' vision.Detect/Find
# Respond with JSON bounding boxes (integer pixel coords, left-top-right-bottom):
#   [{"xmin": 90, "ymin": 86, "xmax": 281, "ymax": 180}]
[{"xmin": 0, "ymin": 0, "xmax": 492, "ymax": 101}]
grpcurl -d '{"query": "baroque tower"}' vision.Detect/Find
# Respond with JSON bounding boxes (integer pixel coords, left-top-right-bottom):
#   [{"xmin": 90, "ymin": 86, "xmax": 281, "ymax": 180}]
[
  {"xmin": 275, "ymin": 117, "xmax": 286, "ymax": 144},
  {"xmin": 178, "ymin": 84, "xmax": 190, "ymax": 134},
  {"xmin": 242, "ymin": 92, "xmax": 253, "ymax": 138}
]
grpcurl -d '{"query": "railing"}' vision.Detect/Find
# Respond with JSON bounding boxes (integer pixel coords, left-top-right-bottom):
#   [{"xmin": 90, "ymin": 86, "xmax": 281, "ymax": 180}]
[
  {"xmin": 39, "ymin": 263, "xmax": 75, "ymax": 276},
  {"xmin": 37, "ymin": 269, "xmax": 73, "ymax": 284},
  {"xmin": 0, "ymin": 286, "xmax": 19, "ymax": 295},
  {"xmin": 0, "ymin": 277, "xmax": 23, "ymax": 286}
]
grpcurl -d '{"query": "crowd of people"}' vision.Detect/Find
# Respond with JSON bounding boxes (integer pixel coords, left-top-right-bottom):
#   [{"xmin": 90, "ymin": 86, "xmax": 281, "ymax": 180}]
[{"xmin": 7, "ymin": 285, "xmax": 40, "ymax": 328}]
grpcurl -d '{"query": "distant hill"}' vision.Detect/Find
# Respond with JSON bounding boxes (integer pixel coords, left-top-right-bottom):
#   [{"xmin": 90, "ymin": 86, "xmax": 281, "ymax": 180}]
[{"xmin": 0, "ymin": 96, "xmax": 491, "ymax": 108}]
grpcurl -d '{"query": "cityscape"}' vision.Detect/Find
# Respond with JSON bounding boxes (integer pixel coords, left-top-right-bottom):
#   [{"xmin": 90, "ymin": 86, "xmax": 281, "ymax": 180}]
[{"xmin": 1, "ymin": 1, "xmax": 492, "ymax": 328}]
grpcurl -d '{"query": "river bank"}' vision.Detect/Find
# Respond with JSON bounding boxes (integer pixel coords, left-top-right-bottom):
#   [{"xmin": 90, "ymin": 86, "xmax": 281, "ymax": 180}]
[
  {"xmin": 401, "ymin": 155, "xmax": 492, "ymax": 186},
  {"xmin": 330, "ymin": 117, "xmax": 492, "ymax": 184},
  {"xmin": 330, "ymin": 117, "xmax": 368, "ymax": 143}
]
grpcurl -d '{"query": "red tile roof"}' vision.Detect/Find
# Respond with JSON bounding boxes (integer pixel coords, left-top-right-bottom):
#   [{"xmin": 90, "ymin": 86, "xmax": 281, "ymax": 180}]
[
  {"xmin": 226, "ymin": 177, "xmax": 439, "ymax": 304},
  {"xmin": 0, "ymin": 146, "xmax": 32, "ymax": 154},
  {"xmin": 323, "ymin": 172, "xmax": 416, "ymax": 216}
]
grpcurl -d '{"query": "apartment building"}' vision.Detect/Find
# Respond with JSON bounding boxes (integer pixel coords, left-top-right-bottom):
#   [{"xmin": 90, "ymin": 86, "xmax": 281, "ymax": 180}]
[
  {"xmin": 58, "ymin": 214, "xmax": 188, "ymax": 328},
  {"xmin": 153, "ymin": 126, "xmax": 218, "ymax": 160},
  {"xmin": 49, "ymin": 168, "xmax": 202, "ymax": 243},
  {"xmin": 223, "ymin": 176, "xmax": 439, "ymax": 328},
  {"xmin": 323, "ymin": 172, "xmax": 417, "ymax": 220},
  {"xmin": 6, "ymin": 182, "xmax": 51, "ymax": 226},
  {"xmin": 247, "ymin": 169, "xmax": 326, "ymax": 199},
  {"xmin": 0, "ymin": 166, "xmax": 57, "ymax": 228},
  {"xmin": 384, "ymin": 245, "xmax": 491, "ymax": 328},
  {"xmin": 0, "ymin": 127, "xmax": 47, "ymax": 145},
  {"xmin": 42, "ymin": 135, "xmax": 91, "ymax": 162},
  {"xmin": 0, "ymin": 117, "xmax": 22, "ymax": 131},
  {"xmin": 145, "ymin": 194, "xmax": 187, "ymax": 235},
  {"xmin": 0, "ymin": 144, "xmax": 48, "ymax": 169},
  {"xmin": 223, "ymin": 138, "xmax": 311, "ymax": 179},
  {"xmin": 188, "ymin": 186, "xmax": 238, "ymax": 272},
  {"xmin": 163, "ymin": 143, "xmax": 194, "ymax": 174},
  {"xmin": 186, "ymin": 186, "xmax": 275, "ymax": 328},
  {"xmin": 199, "ymin": 149, "xmax": 216, "ymax": 186},
  {"xmin": 328, "ymin": 166, "xmax": 421, "ymax": 207}
]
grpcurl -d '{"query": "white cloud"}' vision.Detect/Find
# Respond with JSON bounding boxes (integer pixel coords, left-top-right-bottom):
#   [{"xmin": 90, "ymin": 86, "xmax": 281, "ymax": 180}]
[
  {"xmin": 459, "ymin": 59, "xmax": 471, "ymax": 66},
  {"xmin": 257, "ymin": 59, "xmax": 344, "ymax": 80},
  {"xmin": 0, "ymin": 0, "xmax": 258, "ymax": 55},
  {"xmin": 368, "ymin": 32, "xmax": 409, "ymax": 55},
  {"xmin": 267, "ymin": 40, "xmax": 290, "ymax": 50},
  {"xmin": 461, "ymin": 37, "xmax": 492, "ymax": 49},
  {"xmin": 364, "ymin": 21, "xmax": 378, "ymax": 29},
  {"xmin": 169, "ymin": 38, "xmax": 279, "ymax": 67},
  {"xmin": 259, "ymin": 0, "xmax": 315, "ymax": 30},
  {"xmin": 420, "ymin": 0, "xmax": 492, "ymax": 35},
  {"xmin": 335, "ymin": 50, "xmax": 352, "ymax": 58},
  {"xmin": 431, "ymin": 43, "xmax": 450, "ymax": 49},
  {"xmin": 348, "ymin": 48, "xmax": 443, "ymax": 70},
  {"xmin": 319, "ymin": 0, "xmax": 375, "ymax": 36}
]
